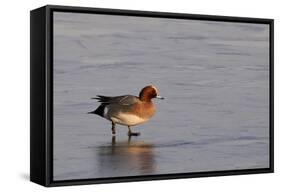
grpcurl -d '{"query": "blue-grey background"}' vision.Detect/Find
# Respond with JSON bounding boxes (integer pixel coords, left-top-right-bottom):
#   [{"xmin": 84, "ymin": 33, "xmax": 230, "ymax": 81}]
[{"xmin": 53, "ymin": 12, "xmax": 270, "ymax": 181}]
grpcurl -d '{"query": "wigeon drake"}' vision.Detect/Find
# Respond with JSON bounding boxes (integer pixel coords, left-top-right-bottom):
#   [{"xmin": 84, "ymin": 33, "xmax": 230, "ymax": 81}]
[{"xmin": 88, "ymin": 85, "xmax": 164, "ymax": 136}]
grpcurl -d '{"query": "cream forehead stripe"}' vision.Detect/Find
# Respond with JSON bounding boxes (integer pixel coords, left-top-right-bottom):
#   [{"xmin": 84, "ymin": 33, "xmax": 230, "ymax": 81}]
[{"xmin": 150, "ymin": 85, "xmax": 160, "ymax": 95}]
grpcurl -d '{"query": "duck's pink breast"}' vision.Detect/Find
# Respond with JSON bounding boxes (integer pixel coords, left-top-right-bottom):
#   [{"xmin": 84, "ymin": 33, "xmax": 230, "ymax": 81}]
[{"xmin": 129, "ymin": 101, "xmax": 156, "ymax": 119}]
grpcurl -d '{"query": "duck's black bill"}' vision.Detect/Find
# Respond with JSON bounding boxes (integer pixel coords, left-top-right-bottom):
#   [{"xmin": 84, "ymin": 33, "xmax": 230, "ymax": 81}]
[{"xmin": 156, "ymin": 96, "xmax": 165, "ymax": 100}]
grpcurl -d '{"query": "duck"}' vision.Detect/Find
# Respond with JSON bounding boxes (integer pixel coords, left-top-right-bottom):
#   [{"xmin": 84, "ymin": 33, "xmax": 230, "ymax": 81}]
[{"xmin": 88, "ymin": 85, "xmax": 164, "ymax": 136}]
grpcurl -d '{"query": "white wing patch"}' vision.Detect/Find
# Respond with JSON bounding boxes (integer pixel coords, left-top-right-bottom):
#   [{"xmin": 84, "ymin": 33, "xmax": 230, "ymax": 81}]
[{"xmin": 119, "ymin": 96, "xmax": 130, "ymax": 105}]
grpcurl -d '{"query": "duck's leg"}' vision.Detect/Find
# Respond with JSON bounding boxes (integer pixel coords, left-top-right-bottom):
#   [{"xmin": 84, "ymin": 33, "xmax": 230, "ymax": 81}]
[
  {"xmin": 111, "ymin": 121, "xmax": 116, "ymax": 135},
  {"xmin": 112, "ymin": 135, "xmax": 116, "ymax": 145},
  {"xmin": 127, "ymin": 126, "xmax": 140, "ymax": 136}
]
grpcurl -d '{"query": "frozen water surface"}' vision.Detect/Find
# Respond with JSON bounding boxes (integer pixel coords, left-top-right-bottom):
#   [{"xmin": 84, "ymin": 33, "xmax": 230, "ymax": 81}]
[{"xmin": 53, "ymin": 12, "xmax": 270, "ymax": 180}]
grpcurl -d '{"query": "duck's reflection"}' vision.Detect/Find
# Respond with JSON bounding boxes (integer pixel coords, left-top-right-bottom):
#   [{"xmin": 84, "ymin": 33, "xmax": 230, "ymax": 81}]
[{"xmin": 97, "ymin": 136, "xmax": 155, "ymax": 175}]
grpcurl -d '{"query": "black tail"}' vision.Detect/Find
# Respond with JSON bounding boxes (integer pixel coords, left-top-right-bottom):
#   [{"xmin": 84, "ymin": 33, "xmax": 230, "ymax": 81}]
[{"xmin": 88, "ymin": 104, "xmax": 105, "ymax": 117}]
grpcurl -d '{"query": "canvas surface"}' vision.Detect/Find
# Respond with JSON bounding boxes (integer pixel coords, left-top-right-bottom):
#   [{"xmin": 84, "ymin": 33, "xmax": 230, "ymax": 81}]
[{"xmin": 53, "ymin": 12, "xmax": 270, "ymax": 180}]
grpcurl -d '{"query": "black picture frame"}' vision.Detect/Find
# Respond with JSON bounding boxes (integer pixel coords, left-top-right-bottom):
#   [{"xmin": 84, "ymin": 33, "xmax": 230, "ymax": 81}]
[{"xmin": 30, "ymin": 5, "xmax": 274, "ymax": 187}]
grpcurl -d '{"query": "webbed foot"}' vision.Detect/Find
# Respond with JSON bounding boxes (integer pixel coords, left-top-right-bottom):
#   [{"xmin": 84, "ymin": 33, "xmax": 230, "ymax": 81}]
[{"xmin": 128, "ymin": 132, "xmax": 140, "ymax": 136}]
